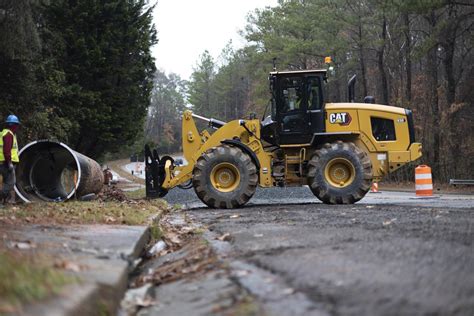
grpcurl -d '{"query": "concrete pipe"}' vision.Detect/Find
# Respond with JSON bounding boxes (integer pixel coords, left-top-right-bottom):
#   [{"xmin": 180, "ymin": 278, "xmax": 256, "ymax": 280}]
[{"xmin": 14, "ymin": 140, "xmax": 104, "ymax": 202}]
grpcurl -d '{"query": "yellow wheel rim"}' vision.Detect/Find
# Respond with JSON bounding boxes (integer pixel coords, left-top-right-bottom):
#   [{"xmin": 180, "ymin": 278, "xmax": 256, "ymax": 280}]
[
  {"xmin": 324, "ymin": 158, "xmax": 356, "ymax": 188},
  {"xmin": 210, "ymin": 162, "xmax": 240, "ymax": 192}
]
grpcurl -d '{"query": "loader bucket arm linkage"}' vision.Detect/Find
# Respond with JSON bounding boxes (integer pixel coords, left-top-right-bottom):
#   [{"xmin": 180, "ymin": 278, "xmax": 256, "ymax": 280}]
[
  {"xmin": 144, "ymin": 112, "xmax": 220, "ymax": 199},
  {"xmin": 145, "ymin": 145, "xmax": 174, "ymax": 198},
  {"xmin": 145, "ymin": 110, "xmax": 272, "ymax": 199}
]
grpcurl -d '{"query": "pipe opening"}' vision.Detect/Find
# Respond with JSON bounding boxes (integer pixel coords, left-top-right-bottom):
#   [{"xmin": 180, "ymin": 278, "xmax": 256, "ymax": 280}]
[{"xmin": 15, "ymin": 141, "xmax": 81, "ymax": 202}]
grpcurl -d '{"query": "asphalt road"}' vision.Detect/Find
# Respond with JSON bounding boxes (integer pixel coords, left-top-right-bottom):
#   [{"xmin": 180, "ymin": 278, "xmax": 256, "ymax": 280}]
[
  {"xmin": 164, "ymin": 185, "xmax": 474, "ymax": 209},
  {"xmin": 162, "ymin": 187, "xmax": 474, "ymax": 315}
]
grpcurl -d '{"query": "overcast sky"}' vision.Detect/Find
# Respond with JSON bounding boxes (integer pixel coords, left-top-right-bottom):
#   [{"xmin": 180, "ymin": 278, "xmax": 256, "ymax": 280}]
[{"xmin": 151, "ymin": 0, "xmax": 278, "ymax": 80}]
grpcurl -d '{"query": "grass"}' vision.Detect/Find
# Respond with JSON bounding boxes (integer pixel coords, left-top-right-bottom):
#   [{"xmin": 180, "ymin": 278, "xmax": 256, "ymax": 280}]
[
  {"xmin": 124, "ymin": 188, "xmax": 146, "ymax": 200},
  {"xmin": 0, "ymin": 198, "xmax": 167, "ymax": 226},
  {"xmin": 149, "ymin": 225, "xmax": 163, "ymax": 241},
  {"xmin": 0, "ymin": 251, "xmax": 74, "ymax": 313},
  {"xmin": 0, "ymin": 195, "xmax": 168, "ymax": 313},
  {"xmin": 0, "ymin": 177, "xmax": 168, "ymax": 312},
  {"xmin": 230, "ymin": 295, "xmax": 265, "ymax": 316}
]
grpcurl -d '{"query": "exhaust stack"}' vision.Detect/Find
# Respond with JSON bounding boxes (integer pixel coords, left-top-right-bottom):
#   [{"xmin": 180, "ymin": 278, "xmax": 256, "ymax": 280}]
[
  {"xmin": 14, "ymin": 140, "xmax": 104, "ymax": 202},
  {"xmin": 348, "ymin": 74, "xmax": 357, "ymax": 102}
]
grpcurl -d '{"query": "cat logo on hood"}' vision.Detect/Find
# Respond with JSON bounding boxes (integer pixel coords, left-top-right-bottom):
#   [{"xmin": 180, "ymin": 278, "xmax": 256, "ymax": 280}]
[{"xmin": 329, "ymin": 112, "xmax": 352, "ymax": 126}]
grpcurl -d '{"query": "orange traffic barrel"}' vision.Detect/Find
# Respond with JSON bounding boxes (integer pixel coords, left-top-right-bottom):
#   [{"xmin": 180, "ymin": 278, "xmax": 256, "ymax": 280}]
[
  {"xmin": 370, "ymin": 182, "xmax": 380, "ymax": 193},
  {"xmin": 415, "ymin": 165, "xmax": 433, "ymax": 197}
]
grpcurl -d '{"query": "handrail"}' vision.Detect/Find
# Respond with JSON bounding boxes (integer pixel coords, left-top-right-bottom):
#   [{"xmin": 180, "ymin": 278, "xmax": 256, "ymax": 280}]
[{"xmin": 449, "ymin": 179, "xmax": 474, "ymax": 185}]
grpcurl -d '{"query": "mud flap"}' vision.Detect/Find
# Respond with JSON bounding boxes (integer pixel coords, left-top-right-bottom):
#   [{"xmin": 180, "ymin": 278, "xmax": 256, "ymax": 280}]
[{"xmin": 145, "ymin": 145, "xmax": 169, "ymax": 198}]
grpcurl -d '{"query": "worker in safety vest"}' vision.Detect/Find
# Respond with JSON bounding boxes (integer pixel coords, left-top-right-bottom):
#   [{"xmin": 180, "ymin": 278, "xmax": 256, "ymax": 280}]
[{"xmin": 0, "ymin": 115, "xmax": 20, "ymax": 204}]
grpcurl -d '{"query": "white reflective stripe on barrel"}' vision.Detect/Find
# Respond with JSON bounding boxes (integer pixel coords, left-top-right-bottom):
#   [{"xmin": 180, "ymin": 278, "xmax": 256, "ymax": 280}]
[
  {"xmin": 415, "ymin": 173, "xmax": 432, "ymax": 180},
  {"xmin": 416, "ymin": 184, "xmax": 433, "ymax": 190}
]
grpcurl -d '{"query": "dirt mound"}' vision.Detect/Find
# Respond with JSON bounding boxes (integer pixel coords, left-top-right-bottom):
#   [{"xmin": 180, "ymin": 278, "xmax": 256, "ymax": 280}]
[{"xmin": 99, "ymin": 186, "xmax": 132, "ymax": 202}]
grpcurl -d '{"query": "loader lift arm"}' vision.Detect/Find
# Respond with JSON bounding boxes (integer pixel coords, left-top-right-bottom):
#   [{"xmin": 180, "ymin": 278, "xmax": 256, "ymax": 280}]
[{"xmin": 145, "ymin": 110, "xmax": 273, "ymax": 199}]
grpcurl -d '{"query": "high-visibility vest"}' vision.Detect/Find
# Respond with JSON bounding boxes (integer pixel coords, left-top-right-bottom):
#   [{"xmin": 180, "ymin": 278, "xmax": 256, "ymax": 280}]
[{"xmin": 0, "ymin": 129, "xmax": 19, "ymax": 163}]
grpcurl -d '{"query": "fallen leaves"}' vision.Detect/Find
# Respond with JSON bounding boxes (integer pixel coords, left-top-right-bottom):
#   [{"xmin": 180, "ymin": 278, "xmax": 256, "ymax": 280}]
[
  {"xmin": 216, "ymin": 233, "xmax": 232, "ymax": 242},
  {"xmin": 98, "ymin": 186, "xmax": 131, "ymax": 202},
  {"xmin": 382, "ymin": 218, "xmax": 397, "ymax": 227},
  {"xmin": 157, "ymin": 214, "xmax": 200, "ymax": 253},
  {"xmin": 6, "ymin": 240, "xmax": 36, "ymax": 250},
  {"xmin": 134, "ymin": 240, "xmax": 219, "ymax": 287},
  {"xmin": 164, "ymin": 232, "xmax": 181, "ymax": 245},
  {"xmin": 54, "ymin": 260, "xmax": 86, "ymax": 272},
  {"xmin": 282, "ymin": 288, "xmax": 295, "ymax": 295},
  {"xmin": 105, "ymin": 216, "xmax": 117, "ymax": 223},
  {"xmin": 234, "ymin": 269, "xmax": 251, "ymax": 277},
  {"xmin": 0, "ymin": 194, "xmax": 167, "ymax": 226},
  {"xmin": 132, "ymin": 296, "xmax": 156, "ymax": 308}
]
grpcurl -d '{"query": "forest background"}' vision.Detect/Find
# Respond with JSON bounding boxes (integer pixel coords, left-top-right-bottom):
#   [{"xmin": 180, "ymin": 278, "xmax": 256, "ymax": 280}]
[{"xmin": 0, "ymin": 0, "xmax": 472, "ymax": 182}]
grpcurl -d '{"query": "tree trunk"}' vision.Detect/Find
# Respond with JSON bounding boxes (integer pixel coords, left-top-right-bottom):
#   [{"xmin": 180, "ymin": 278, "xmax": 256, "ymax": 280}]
[
  {"xmin": 403, "ymin": 13, "xmax": 412, "ymax": 103},
  {"xmin": 426, "ymin": 11, "xmax": 440, "ymax": 179},
  {"xmin": 442, "ymin": 36, "xmax": 456, "ymax": 106},
  {"xmin": 358, "ymin": 19, "xmax": 368, "ymax": 98},
  {"xmin": 377, "ymin": 15, "xmax": 389, "ymax": 105}
]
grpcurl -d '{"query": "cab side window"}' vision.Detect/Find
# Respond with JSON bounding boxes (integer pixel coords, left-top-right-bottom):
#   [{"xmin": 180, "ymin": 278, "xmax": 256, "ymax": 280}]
[
  {"xmin": 371, "ymin": 117, "xmax": 396, "ymax": 141},
  {"xmin": 282, "ymin": 87, "xmax": 301, "ymax": 111},
  {"xmin": 281, "ymin": 77, "xmax": 304, "ymax": 113}
]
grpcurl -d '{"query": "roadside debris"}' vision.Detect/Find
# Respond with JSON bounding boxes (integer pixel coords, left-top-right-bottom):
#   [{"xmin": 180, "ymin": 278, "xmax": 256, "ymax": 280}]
[
  {"xmin": 134, "ymin": 238, "xmax": 219, "ymax": 287},
  {"xmin": 121, "ymin": 283, "xmax": 156, "ymax": 315},
  {"xmin": 54, "ymin": 260, "xmax": 86, "ymax": 272},
  {"xmin": 131, "ymin": 212, "xmax": 221, "ymax": 290},
  {"xmin": 98, "ymin": 186, "xmax": 131, "ymax": 202},
  {"xmin": 216, "ymin": 233, "xmax": 232, "ymax": 242},
  {"xmin": 235, "ymin": 269, "xmax": 251, "ymax": 277},
  {"xmin": 147, "ymin": 240, "xmax": 167, "ymax": 257},
  {"xmin": 79, "ymin": 193, "xmax": 97, "ymax": 201},
  {"xmin": 0, "ymin": 190, "xmax": 166, "ymax": 226},
  {"xmin": 282, "ymin": 288, "xmax": 295, "ymax": 295},
  {"xmin": 6, "ymin": 240, "xmax": 36, "ymax": 250},
  {"xmin": 382, "ymin": 218, "xmax": 397, "ymax": 227}
]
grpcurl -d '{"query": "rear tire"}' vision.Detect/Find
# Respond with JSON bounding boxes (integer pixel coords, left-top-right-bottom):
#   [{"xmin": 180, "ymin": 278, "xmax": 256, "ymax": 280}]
[
  {"xmin": 193, "ymin": 145, "xmax": 258, "ymax": 208},
  {"xmin": 307, "ymin": 141, "xmax": 372, "ymax": 204}
]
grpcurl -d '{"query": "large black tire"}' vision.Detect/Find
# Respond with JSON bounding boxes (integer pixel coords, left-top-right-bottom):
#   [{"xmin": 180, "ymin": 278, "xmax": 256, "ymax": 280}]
[
  {"xmin": 307, "ymin": 141, "xmax": 372, "ymax": 204},
  {"xmin": 193, "ymin": 145, "xmax": 258, "ymax": 209}
]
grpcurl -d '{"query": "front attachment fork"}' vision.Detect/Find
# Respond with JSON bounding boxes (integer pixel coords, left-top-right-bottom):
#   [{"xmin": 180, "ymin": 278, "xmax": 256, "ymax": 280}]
[{"xmin": 144, "ymin": 145, "xmax": 174, "ymax": 198}]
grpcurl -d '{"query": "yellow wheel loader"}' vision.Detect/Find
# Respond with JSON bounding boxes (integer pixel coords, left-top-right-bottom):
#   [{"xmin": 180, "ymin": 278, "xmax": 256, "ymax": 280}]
[{"xmin": 145, "ymin": 69, "xmax": 422, "ymax": 208}]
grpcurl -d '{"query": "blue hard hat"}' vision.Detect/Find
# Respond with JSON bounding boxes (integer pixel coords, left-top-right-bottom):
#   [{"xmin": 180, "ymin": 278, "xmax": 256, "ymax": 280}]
[{"xmin": 5, "ymin": 114, "xmax": 20, "ymax": 125}]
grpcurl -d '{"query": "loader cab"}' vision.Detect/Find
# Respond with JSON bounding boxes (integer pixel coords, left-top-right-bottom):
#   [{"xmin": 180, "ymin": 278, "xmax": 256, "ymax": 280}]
[{"xmin": 262, "ymin": 70, "xmax": 327, "ymax": 145}]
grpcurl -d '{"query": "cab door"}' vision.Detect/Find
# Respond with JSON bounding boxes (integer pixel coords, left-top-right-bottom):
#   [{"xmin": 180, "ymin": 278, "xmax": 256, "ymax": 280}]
[
  {"xmin": 307, "ymin": 76, "xmax": 325, "ymax": 134},
  {"xmin": 276, "ymin": 76, "xmax": 312, "ymax": 144}
]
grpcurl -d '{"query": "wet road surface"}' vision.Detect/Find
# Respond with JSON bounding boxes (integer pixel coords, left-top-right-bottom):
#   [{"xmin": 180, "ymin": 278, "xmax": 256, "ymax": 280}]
[
  {"xmin": 156, "ymin": 187, "xmax": 474, "ymax": 315},
  {"xmin": 164, "ymin": 185, "xmax": 474, "ymax": 209}
]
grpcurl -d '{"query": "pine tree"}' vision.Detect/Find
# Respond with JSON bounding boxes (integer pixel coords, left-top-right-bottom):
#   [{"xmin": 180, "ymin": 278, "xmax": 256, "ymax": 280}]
[
  {"xmin": 188, "ymin": 51, "xmax": 216, "ymax": 117},
  {"xmin": 44, "ymin": 0, "xmax": 157, "ymax": 157}
]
